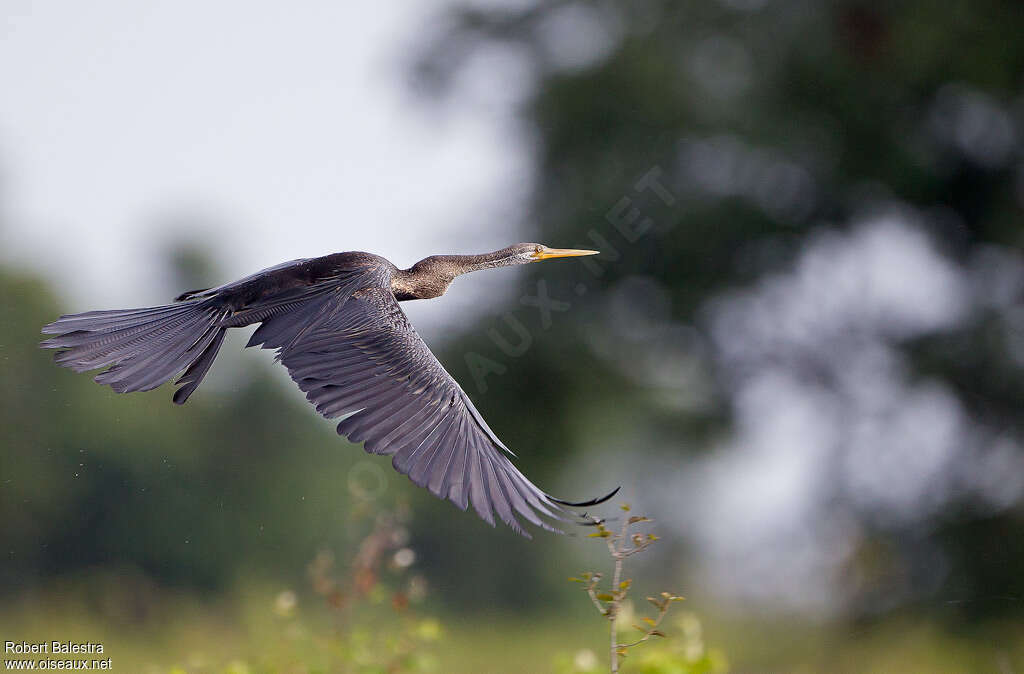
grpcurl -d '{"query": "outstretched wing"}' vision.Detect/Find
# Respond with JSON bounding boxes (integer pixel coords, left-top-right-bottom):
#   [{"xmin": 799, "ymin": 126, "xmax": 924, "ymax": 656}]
[{"xmin": 246, "ymin": 266, "xmax": 615, "ymax": 537}]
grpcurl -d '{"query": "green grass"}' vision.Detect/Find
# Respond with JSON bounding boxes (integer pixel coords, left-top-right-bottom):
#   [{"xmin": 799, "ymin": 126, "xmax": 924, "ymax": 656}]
[{"xmin": 2, "ymin": 574, "xmax": 1023, "ymax": 673}]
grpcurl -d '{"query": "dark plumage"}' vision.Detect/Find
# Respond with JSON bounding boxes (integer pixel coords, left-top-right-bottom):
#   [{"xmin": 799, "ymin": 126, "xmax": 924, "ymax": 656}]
[{"xmin": 41, "ymin": 243, "xmax": 616, "ymax": 536}]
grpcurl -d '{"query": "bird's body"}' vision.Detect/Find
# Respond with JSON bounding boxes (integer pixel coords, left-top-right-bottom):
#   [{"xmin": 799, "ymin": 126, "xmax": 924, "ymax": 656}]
[{"xmin": 41, "ymin": 244, "xmax": 615, "ymax": 537}]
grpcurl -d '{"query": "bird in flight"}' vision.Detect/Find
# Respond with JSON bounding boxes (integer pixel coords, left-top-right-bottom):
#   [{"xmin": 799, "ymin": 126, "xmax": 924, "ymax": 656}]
[{"xmin": 41, "ymin": 244, "xmax": 617, "ymax": 537}]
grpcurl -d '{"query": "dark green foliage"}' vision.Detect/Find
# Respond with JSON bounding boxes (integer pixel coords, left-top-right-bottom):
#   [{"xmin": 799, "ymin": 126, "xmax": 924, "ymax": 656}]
[{"xmin": 0, "ymin": 268, "xmax": 365, "ymax": 592}]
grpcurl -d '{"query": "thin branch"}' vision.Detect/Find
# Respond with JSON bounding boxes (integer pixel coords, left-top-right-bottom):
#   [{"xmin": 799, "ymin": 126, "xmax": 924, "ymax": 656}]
[
  {"xmin": 573, "ymin": 507, "xmax": 679, "ymax": 674},
  {"xmin": 585, "ymin": 580, "xmax": 606, "ymax": 615},
  {"xmin": 616, "ymin": 601, "xmax": 670, "ymax": 649}
]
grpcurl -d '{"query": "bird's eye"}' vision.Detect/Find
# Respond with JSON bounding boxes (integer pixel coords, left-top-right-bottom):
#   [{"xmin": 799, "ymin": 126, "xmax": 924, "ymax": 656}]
[{"xmin": 534, "ymin": 245, "xmax": 543, "ymax": 253}]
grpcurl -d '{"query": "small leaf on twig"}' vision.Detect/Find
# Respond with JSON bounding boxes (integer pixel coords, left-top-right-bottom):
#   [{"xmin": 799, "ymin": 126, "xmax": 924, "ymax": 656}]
[
  {"xmin": 627, "ymin": 516, "xmax": 650, "ymax": 524},
  {"xmin": 620, "ymin": 503, "xmax": 631, "ymax": 512},
  {"xmin": 647, "ymin": 596, "xmax": 664, "ymax": 609},
  {"xmin": 596, "ymin": 593, "xmax": 615, "ymax": 602},
  {"xmin": 619, "ymin": 579, "xmax": 632, "ymax": 590}
]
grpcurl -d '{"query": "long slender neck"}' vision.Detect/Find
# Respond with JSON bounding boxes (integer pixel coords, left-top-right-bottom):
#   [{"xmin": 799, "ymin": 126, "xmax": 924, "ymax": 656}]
[
  {"xmin": 429, "ymin": 251, "xmax": 515, "ymax": 273},
  {"xmin": 390, "ymin": 248, "xmax": 520, "ymax": 301}
]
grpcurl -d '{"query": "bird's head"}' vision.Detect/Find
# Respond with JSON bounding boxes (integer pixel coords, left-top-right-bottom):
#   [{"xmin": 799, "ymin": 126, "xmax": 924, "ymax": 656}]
[{"xmin": 506, "ymin": 243, "xmax": 600, "ymax": 264}]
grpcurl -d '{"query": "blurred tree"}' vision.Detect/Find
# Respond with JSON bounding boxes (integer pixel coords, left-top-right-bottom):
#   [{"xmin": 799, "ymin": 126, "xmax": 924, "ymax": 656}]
[
  {"xmin": 412, "ymin": 0, "xmax": 1024, "ymax": 620},
  {"xmin": 0, "ymin": 262, "xmax": 372, "ymax": 594}
]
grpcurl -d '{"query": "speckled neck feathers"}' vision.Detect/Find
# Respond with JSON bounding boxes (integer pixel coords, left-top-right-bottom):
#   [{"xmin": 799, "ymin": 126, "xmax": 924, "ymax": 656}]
[{"xmin": 389, "ymin": 247, "xmax": 526, "ymax": 301}]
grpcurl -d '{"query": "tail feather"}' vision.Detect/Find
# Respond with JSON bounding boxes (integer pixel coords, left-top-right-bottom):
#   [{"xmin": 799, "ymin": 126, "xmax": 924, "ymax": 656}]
[
  {"xmin": 92, "ymin": 311, "xmax": 216, "ymax": 391},
  {"xmin": 118, "ymin": 325, "xmax": 214, "ymax": 392},
  {"xmin": 41, "ymin": 301, "xmax": 228, "ymax": 403},
  {"xmin": 50, "ymin": 308, "xmax": 205, "ymax": 372},
  {"xmin": 41, "ymin": 305, "xmax": 183, "ymax": 333},
  {"xmin": 173, "ymin": 328, "xmax": 227, "ymax": 405}
]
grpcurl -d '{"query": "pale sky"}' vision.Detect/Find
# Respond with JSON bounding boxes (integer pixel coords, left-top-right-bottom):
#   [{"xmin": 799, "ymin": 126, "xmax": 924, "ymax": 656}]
[{"xmin": 0, "ymin": 0, "xmax": 534, "ymax": 336}]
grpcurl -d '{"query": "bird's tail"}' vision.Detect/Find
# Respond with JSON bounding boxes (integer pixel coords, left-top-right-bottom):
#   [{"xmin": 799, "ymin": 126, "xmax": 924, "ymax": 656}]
[{"xmin": 40, "ymin": 300, "xmax": 228, "ymax": 404}]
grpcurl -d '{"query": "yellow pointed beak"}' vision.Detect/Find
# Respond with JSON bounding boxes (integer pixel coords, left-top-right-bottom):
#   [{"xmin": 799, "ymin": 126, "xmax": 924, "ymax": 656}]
[{"xmin": 531, "ymin": 247, "xmax": 600, "ymax": 260}]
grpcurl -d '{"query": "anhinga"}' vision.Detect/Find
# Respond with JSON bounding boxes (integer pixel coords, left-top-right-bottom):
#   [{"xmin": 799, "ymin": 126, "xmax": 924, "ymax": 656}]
[{"xmin": 41, "ymin": 244, "xmax": 617, "ymax": 536}]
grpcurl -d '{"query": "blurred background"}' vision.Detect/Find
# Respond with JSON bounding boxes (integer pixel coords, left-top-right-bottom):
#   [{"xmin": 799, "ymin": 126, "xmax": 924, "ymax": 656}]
[{"xmin": 3, "ymin": 0, "xmax": 1024, "ymax": 671}]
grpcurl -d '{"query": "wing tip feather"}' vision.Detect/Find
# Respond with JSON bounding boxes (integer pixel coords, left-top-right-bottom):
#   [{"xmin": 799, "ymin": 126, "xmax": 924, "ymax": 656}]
[{"xmin": 548, "ymin": 485, "xmax": 620, "ymax": 508}]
